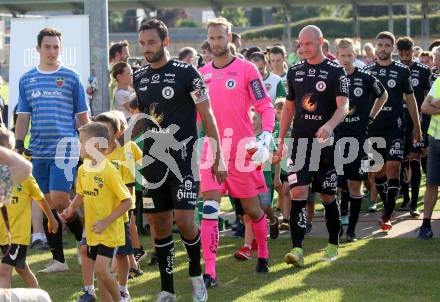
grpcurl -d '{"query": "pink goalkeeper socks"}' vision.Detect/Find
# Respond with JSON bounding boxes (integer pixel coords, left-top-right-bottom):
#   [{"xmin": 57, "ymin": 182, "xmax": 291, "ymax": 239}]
[
  {"xmin": 252, "ymin": 214, "xmax": 269, "ymax": 259},
  {"xmin": 201, "ymin": 218, "xmax": 219, "ymax": 279}
]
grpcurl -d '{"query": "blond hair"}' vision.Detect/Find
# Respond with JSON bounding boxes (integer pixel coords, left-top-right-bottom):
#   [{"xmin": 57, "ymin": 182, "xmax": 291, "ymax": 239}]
[
  {"xmin": 336, "ymin": 38, "xmax": 355, "ymax": 53},
  {"xmin": 207, "ymin": 17, "xmax": 232, "ymax": 33}
]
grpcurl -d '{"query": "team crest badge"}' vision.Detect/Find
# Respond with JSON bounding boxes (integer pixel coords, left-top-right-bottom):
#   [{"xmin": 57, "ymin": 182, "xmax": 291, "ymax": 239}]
[{"xmin": 56, "ymin": 77, "xmax": 65, "ymax": 87}]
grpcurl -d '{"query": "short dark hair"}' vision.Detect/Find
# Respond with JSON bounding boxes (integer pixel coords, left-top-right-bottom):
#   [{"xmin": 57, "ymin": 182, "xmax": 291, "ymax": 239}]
[
  {"xmin": 111, "ymin": 62, "xmax": 130, "ymax": 81},
  {"xmin": 268, "ymin": 45, "xmax": 286, "ymax": 57},
  {"xmin": 139, "ymin": 18, "xmax": 168, "ymax": 41},
  {"xmin": 396, "ymin": 36, "xmax": 414, "ymax": 51},
  {"xmin": 250, "ymin": 51, "xmax": 267, "ymax": 63},
  {"xmin": 232, "ymin": 32, "xmax": 241, "ymax": 43},
  {"xmin": 376, "ymin": 31, "xmax": 395, "ymax": 45},
  {"xmin": 429, "ymin": 39, "xmax": 440, "ymax": 51},
  {"xmin": 178, "ymin": 47, "xmax": 197, "ymax": 61},
  {"xmin": 245, "ymin": 46, "xmax": 262, "ymax": 60},
  {"xmin": 200, "ymin": 40, "xmax": 210, "ymax": 51},
  {"xmin": 109, "ymin": 40, "xmax": 129, "ymax": 60},
  {"xmin": 37, "ymin": 27, "xmax": 61, "ymax": 47}
]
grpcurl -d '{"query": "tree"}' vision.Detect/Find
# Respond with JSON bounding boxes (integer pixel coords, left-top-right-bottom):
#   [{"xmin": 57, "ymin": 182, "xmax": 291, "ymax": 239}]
[
  {"xmin": 156, "ymin": 9, "xmax": 187, "ymax": 27},
  {"xmin": 221, "ymin": 8, "xmax": 249, "ymax": 27},
  {"xmin": 108, "ymin": 10, "xmax": 124, "ymax": 32}
]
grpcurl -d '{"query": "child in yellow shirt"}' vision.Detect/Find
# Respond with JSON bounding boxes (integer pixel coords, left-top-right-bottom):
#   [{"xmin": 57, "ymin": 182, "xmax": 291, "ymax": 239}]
[
  {"xmin": 62, "ymin": 122, "xmax": 131, "ymax": 302},
  {"xmin": 0, "ymin": 127, "xmax": 58, "ymax": 288}
]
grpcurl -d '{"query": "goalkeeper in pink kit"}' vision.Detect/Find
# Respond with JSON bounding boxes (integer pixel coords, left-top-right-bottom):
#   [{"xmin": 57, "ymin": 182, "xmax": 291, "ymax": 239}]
[{"xmin": 199, "ymin": 17, "xmax": 275, "ymax": 287}]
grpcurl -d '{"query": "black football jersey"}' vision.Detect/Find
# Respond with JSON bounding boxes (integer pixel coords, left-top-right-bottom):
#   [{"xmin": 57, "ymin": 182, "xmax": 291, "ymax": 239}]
[
  {"xmin": 286, "ymin": 59, "xmax": 349, "ymax": 138},
  {"xmin": 408, "ymin": 61, "xmax": 431, "ymax": 109},
  {"xmin": 336, "ymin": 68, "xmax": 385, "ymax": 137},
  {"xmin": 363, "ymin": 61, "xmax": 413, "ymax": 132},
  {"xmin": 133, "ymin": 59, "xmax": 207, "ymax": 181}
]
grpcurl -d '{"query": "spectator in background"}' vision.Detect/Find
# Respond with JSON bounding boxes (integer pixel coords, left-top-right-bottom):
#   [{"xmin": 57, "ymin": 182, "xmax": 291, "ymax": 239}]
[
  {"xmin": 363, "ymin": 42, "xmax": 376, "ymax": 65},
  {"xmin": 245, "ymin": 46, "xmax": 262, "ymax": 61},
  {"xmin": 322, "ymin": 39, "xmax": 336, "ymax": 61},
  {"xmin": 414, "ymin": 46, "xmax": 423, "ymax": 60},
  {"xmin": 432, "ymin": 47, "xmax": 440, "ymax": 83},
  {"xmin": 109, "ymin": 41, "xmax": 131, "ymax": 108},
  {"xmin": 287, "ymin": 39, "xmax": 300, "ymax": 66},
  {"xmin": 250, "ymin": 52, "xmax": 286, "ymax": 103},
  {"xmin": 232, "ymin": 32, "xmax": 242, "ymax": 52},
  {"xmin": 200, "ymin": 40, "xmax": 213, "ymax": 65},
  {"xmin": 420, "ymin": 51, "xmax": 434, "ymax": 68},
  {"xmin": 178, "ymin": 47, "xmax": 198, "ymax": 67},
  {"xmin": 109, "ymin": 40, "xmax": 130, "ymax": 65},
  {"xmin": 112, "ymin": 62, "xmax": 136, "ymax": 119},
  {"xmin": 268, "ymin": 45, "xmax": 288, "ymax": 91},
  {"xmin": 429, "ymin": 39, "xmax": 440, "ymax": 51}
]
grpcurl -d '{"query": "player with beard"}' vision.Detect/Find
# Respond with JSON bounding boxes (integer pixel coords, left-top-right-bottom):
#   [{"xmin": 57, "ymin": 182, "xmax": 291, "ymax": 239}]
[
  {"xmin": 364, "ymin": 32, "xmax": 421, "ymax": 231},
  {"xmin": 396, "ymin": 37, "xmax": 431, "ymax": 217},
  {"xmin": 335, "ymin": 38, "xmax": 387, "ymax": 242},
  {"xmin": 129, "ymin": 19, "xmax": 226, "ymax": 302},
  {"xmin": 198, "ymin": 17, "xmax": 275, "ymax": 287},
  {"xmin": 278, "ymin": 25, "xmax": 349, "ymax": 266}
]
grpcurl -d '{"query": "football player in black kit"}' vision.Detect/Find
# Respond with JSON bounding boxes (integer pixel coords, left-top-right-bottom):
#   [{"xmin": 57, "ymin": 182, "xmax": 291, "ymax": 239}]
[
  {"xmin": 277, "ymin": 25, "xmax": 349, "ymax": 266},
  {"xmin": 335, "ymin": 38, "xmax": 388, "ymax": 242},
  {"xmin": 128, "ymin": 19, "xmax": 226, "ymax": 302},
  {"xmin": 396, "ymin": 36, "xmax": 431, "ymax": 217},
  {"xmin": 364, "ymin": 32, "xmax": 422, "ymax": 232}
]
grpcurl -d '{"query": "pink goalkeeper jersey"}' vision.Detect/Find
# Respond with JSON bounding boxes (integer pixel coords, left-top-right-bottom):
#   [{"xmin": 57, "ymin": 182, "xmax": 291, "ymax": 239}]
[{"xmin": 199, "ymin": 57, "xmax": 275, "ymax": 161}]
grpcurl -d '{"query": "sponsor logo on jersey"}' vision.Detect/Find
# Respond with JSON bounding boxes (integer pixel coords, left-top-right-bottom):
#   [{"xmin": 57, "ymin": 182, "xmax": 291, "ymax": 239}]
[
  {"xmin": 250, "ymin": 79, "xmax": 266, "ymax": 100},
  {"xmin": 162, "ymin": 86, "xmax": 175, "ymax": 100},
  {"xmin": 308, "ymin": 69, "xmax": 316, "ymax": 77},
  {"xmin": 302, "ymin": 94, "xmax": 317, "ymax": 112},
  {"xmin": 192, "ymin": 78, "xmax": 204, "ymax": 89},
  {"xmin": 152, "ymin": 74, "xmax": 160, "ymax": 83},
  {"xmin": 347, "ymin": 104, "xmax": 356, "ymax": 116},
  {"xmin": 140, "ymin": 78, "xmax": 149, "ymax": 84},
  {"xmin": 412, "ymin": 78, "xmax": 419, "ymax": 87},
  {"xmin": 322, "ymin": 170, "xmax": 337, "ymax": 189},
  {"xmin": 316, "ymin": 81, "xmax": 326, "ymax": 92},
  {"xmin": 9, "ymin": 245, "xmax": 20, "ymax": 261},
  {"xmin": 295, "ymin": 78, "xmax": 303, "ymax": 82},
  {"xmin": 295, "ymin": 71, "xmax": 305, "ymax": 76},
  {"xmin": 31, "ymin": 90, "xmax": 62, "ymax": 98},
  {"xmin": 176, "ymin": 176, "xmax": 198, "ymax": 202},
  {"xmin": 226, "ymin": 79, "xmax": 236, "ymax": 90},
  {"xmin": 389, "ymin": 139, "xmax": 403, "ymax": 157},
  {"xmin": 84, "ymin": 189, "xmax": 99, "ymax": 196},
  {"xmin": 139, "ymin": 86, "xmax": 148, "ymax": 91},
  {"xmin": 203, "ymin": 73, "xmax": 212, "ymax": 81},
  {"xmin": 29, "ymin": 77, "xmax": 37, "ymax": 83},
  {"xmin": 31, "ymin": 90, "xmax": 42, "ymax": 98}
]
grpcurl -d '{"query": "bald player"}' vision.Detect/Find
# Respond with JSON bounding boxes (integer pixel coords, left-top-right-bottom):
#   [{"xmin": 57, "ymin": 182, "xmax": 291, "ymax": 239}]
[{"xmin": 278, "ymin": 25, "xmax": 349, "ymax": 266}]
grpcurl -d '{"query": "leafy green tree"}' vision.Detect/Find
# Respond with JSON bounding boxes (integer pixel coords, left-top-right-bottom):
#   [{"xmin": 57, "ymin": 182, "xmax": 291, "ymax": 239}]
[{"xmin": 221, "ymin": 8, "xmax": 249, "ymax": 27}]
